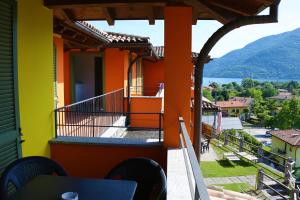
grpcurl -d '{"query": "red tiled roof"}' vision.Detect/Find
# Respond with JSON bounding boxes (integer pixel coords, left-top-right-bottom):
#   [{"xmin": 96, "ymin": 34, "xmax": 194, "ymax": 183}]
[
  {"xmin": 217, "ymin": 97, "xmax": 253, "ymax": 108},
  {"xmin": 153, "ymin": 46, "xmax": 199, "ymax": 59},
  {"xmin": 270, "ymin": 129, "xmax": 300, "ymax": 146},
  {"xmin": 76, "ymin": 21, "xmax": 150, "ymax": 44},
  {"xmin": 191, "ymin": 98, "xmax": 221, "ymax": 112}
]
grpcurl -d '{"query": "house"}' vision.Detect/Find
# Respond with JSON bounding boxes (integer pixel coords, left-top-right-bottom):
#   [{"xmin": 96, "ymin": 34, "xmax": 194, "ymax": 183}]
[
  {"xmin": 217, "ymin": 97, "xmax": 254, "ymax": 119},
  {"xmin": 0, "ymin": 0, "xmax": 280, "ymax": 199},
  {"xmin": 268, "ymin": 91, "xmax": 300, "ymax": 101},
  {"xmin": 269, "ymin": 129, "xmax": 300, "ymax": 169}
]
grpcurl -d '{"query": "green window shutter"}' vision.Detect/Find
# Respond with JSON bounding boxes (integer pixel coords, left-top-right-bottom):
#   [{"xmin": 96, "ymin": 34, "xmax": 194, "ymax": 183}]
[{"xmin": 0, "ymin": 0, "xmax": 21, "ymax": 174}]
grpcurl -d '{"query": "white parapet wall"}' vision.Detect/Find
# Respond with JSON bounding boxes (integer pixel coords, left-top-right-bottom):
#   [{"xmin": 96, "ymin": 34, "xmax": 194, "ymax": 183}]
[{"xmin": 167, "ymin": 148, "xmax": 193, "ymax": 200}]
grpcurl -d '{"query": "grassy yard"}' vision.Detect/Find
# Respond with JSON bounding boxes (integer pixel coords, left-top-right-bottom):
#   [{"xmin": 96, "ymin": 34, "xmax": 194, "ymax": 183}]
[
  {"xmin": 213, "ymin": 183, "xmax": 253, "ymax": 193},
  {"xmin": 205, "ymin": 140, "xmax": 284, "ymax": 179},
  {"xmin": 200, "ymin": 159, "xmax": 258, "ymax": 178}
]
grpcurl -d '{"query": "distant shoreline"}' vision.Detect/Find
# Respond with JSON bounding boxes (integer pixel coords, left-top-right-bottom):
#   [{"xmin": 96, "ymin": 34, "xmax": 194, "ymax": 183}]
[{"xmin": 203, "ymin": 77, "xmax": 300, "ymax": 86}]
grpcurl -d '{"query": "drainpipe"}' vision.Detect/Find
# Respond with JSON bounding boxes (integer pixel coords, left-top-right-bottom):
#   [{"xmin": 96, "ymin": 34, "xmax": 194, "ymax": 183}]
[
  {"xmin": 194, "ymin": 0, "xmax": 281, "ymax": 161},
  {"xmin": 126, "ymin": 53, "xmax": 142, "ymax": 126}
]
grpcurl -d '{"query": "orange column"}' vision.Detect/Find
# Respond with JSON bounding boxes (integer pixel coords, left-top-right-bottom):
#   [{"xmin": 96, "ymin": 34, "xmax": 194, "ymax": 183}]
[
  {"xmin": 53, "ymin": 36, "xmax": 65, "ymax": 107},
  {"xmin": 164, "ymin": 6, "xmax": 193, "ymax": 147},
  {"xmin": 104, "ymin": 48, "xmax": 128, "ymax": 93},
  {"xmin": 64, "ymin": 51, "xmax": 71, "ymax": 105}
]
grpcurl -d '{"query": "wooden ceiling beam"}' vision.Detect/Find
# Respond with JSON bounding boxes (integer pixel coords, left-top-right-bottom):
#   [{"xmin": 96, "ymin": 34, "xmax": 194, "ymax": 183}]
[
  {"xmin": 62, "ymin": 37, "xmax": 98, "ymax": 49},
  {"xmin": 183, "ymin": 0, "xmax": 229, "ymax": 24},
  {"xmin": 207, "ymin": 0, "xmax": 256, "ymax": 16},
  {"xmin": 44, "ymin": 0, "xmax": 166, "ymax": 9},
  {"xmin": 148, "ymin": 7, "xmax": 155, "ymax": 25},
  {"xmin": 60, "ymin": 9, "xmax": 76, "ymax": 24},
  {"xmin": 102, "ymin": 7, "xmax": 115, "ymax": 26}
]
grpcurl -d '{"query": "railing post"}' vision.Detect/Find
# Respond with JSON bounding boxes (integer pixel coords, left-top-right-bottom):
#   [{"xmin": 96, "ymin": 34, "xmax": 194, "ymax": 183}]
[
  {"xmin": 285, "ymin": 157, "xmax": 295, "ymax": 185},
  {"xmin": 239, "ymin": 136, "xmax": 244, "ymax": 152},
  {"xmin": 54, "ymin": 109, "xmax": 58, "ymax": 138},
  {"xmin": 256, "ymin": 169, "xmax": 264, "ymax": 190},
  {"xmin": 224, "ymin": 132, "xmax": 228, "ymax": 146},
  {"xmin": 257, "ymin": 147, "xmax": 264, "ymax": 163},
  {"xmin": 92, "ymin": 99, "xmax": 95, "ymax": 137},
  {"xmin": 291, "ymin": 188, "xmax": 299, "ymax": 200},
  {"xmin": 159, "ymin": 113, "xmax": 162, "ymax": 142}
]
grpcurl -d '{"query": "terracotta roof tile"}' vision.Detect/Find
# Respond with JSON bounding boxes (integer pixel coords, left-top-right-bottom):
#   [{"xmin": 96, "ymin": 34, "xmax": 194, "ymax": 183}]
[
  {"xmin": 270, "ymin": 129, "xmax": 300, "ymax": 146},
  {"xmin": 153, "ymin": 46, "xmax": 198, "ymax": 58},
  {"xmin": 217, "ymin": 97, "xmax": 253, "ymax": 108},
  {"xmin": 76, "ymin": 21, "xmax": 149, "ymax": 44}
]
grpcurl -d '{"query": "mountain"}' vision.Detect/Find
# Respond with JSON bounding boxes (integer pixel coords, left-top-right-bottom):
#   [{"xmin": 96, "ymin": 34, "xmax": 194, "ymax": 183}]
[{"xmin": 204, "ymin": 28, "xmax": 300, "ymax": 79}]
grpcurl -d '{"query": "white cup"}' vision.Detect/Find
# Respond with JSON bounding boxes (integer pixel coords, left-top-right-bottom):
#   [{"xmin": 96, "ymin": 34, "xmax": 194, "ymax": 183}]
[{"xmin": 61, "ymin": 192, "xmax": 79, "ymax": 200}]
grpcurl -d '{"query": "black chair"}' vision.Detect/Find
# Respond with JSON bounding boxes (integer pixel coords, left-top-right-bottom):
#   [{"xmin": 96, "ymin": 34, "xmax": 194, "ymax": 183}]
[
  {"xmin": 105, "ymin": 158, "xmax": 166, "ymax": 200},
  {"xmin": 0, "ymin": 156, "xmax": 67, "ymax": 200}
]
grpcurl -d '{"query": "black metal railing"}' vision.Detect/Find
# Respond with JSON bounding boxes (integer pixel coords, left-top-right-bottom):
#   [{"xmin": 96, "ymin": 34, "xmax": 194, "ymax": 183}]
[
  {"xmin": 55, "ymin": 89, "xmax": 124, "ymax": 137},
  {"xmin": 218, "ymin": 132, "xmax": 288, "ymax": 173},
  {"xmin": 179, "ymin": 117, "xmax": 210, "ymax": 200},
  {"xmin": 54, "ymin": 89, "xmax": 163, "ymax": 141}
]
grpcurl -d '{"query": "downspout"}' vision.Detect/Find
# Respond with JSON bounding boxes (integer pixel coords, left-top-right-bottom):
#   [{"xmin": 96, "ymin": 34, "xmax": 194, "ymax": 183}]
[
  {"xmin": 126, "ymin": 53, "xmax": 142, "ymax": 126},
  {"xmin": 194, "ymin": 0, "xmax": 281, "ymax": 161}
]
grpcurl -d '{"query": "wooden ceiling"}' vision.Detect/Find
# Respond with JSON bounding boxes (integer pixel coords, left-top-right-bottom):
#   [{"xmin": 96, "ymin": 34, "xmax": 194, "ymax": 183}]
[{"xmin": 44, "ymin": 0, "xmax": 276, "ymax": 25}]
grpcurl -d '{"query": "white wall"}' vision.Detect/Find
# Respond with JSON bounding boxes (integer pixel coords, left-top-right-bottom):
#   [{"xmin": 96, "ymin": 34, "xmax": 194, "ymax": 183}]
[{"xmin": 73, "ymin": 53, "xmax": 100, "ymax": 101}]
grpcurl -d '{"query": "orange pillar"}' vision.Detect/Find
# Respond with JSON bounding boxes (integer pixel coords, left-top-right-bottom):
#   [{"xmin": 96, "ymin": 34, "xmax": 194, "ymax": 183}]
[
  {"xmin": 104, "ymin": 48, "xmax": 128, "ymax": 93},
  {"xmin": 53, "ymin": 36, "xmax": 65, "ymax": 107},
  {"xmin": 164, "ymin": 6, "xmax": 193, "ymax": 147},
  {"xmin": 64, "ymin": 51, "xmax": 71, "ymax": 105}
]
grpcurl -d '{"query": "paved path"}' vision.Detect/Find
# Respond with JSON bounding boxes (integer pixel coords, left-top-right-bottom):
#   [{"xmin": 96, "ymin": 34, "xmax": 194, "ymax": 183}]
[
  {"xmin": 201, "ymin": 144, "xmax": 219, "ymax": 161},
  {"xmin": 204, "ymin": 175, "xmax": 256, "ymax": 186}
]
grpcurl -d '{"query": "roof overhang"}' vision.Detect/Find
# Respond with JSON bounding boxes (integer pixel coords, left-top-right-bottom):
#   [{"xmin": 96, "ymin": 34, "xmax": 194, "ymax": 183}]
[{"xmin": 44, "ymin": 0, "xmax": 276, "ymax": 25}]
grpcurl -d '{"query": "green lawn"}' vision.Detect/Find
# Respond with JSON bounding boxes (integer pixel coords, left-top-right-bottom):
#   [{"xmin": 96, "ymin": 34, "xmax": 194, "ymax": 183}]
[
  {"xmin": 213, "ymin": 183, "xmax": 253, "ymax": 193},
  {"xmin": 201, "ymin": 159, "xmax": 258, "ymax": 178}
]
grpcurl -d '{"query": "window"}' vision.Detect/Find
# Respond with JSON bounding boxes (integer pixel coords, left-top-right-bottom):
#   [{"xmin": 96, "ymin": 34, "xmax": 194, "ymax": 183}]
[{"xmin": 0, "ymin": 0, "xmax": 21, "ymax": 174}]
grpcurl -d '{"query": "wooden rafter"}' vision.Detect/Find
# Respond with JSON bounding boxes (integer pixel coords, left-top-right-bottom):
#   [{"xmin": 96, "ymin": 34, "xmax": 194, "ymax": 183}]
[
  {"xmin": 183, "ymin": 0, "xmax": 230, "ymax": 24},
  {"xmin": 148, "ymin": 7, "xmax": 155, "ymax": 25},
  {"xmin": 60, "ymin": 9, "xmax": 75, "ymax": 24},
  {"xmin": 208, "ymin": 0, "xmax": 257, "ymax": 16},
  {"xmin": 102, "ymin": 7, "xmax": 115, "ymax": 26}
]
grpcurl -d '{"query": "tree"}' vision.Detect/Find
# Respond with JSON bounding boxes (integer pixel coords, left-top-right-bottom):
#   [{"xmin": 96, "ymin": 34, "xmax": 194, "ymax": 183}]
[
  {"xmin": 273, "ymin": 98, "xmax": 300, "ymax": 129},
  {"xmin": 262, "ymin": 83, "xmax": 278, "ymax": 98},
  {"xmin": 242, "ymin": 78, "xmax": 259, "ymax": 89},
  {"xmin": 287, "ymin": 81, "xmax": 299, "ymax": 92},
  {"xmin": 203, "ymin": 88, "xmax": 214, "ymax": 101},
  {"xmin": 246, "ymin": 88, "xmax": 263, "ymax": 101}
]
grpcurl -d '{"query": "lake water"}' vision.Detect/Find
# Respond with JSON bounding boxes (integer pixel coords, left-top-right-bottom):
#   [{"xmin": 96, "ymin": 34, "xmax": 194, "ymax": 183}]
[{"xmin": 203, "ymin": 77, "xmax": 300, "ymax": 86}]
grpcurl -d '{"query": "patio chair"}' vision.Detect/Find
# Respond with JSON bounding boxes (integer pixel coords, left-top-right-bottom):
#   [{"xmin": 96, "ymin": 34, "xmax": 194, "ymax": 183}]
[
  {"xmin": 105, "ymin": 158, "xmax": 167, "ymax": 200},
  {"xmin": 0, "ymin": 156, "xmax": 67, "ymax": 200}
]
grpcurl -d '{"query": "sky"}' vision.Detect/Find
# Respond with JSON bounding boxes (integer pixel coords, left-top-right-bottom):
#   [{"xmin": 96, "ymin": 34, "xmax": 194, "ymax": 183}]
[{"xmin": 90, "ymin": 0, "xmax": 300, "ymax": 58}]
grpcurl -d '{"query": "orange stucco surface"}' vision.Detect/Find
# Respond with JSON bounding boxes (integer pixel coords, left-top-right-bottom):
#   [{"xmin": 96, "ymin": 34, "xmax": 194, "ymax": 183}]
[
  {"xmin": 64, "ymin": 51, "xmax": 71, "ymax": 105},
  {"xmin": 104, "ymin": 48, "xmax": 128, "ymax": 93},
  {"xmin": 54, "ymin": 36, "xmax": 65, "ymax": 107},
  {"xmin": 164, "ymin": 6, "xmax": 193, "ymax": 147},
  {"xmin": 143, "ymin": 60, "xmax": 164, "ymax": 96},
  {"xmin": 50, "ymin": 143, "xmax": 165, "ymax": 178},
  {"xmin": 125, "ymin": 97, "xmax": 163, "ymax": 128}
]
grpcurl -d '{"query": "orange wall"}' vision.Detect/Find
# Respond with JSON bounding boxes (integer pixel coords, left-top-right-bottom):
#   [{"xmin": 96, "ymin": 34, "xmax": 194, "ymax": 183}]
[
  {"xmin": 126, "ymin": 97, "xmax": 163, "ymax": 128},
  {"xmin": 105, "ymin": 48, "xmax": 128, "ymax": 93},
  {"xmin": 164, "ymin": 6, "xmax": 193, "ymax": 147},
  {"xmin": 50, "ymin": 143, "xmax": 165, "ymax": 178},
  {"xmin": 54, "ymin": 36, "xmax": 65, "ymax": 107},
  {"xmin": 143, "ymin": 59, "xmax": 164, "ymax": 96},
  {"xmin": 64, "ymin": 51, "xmax": 71, "ymax": 105}
]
